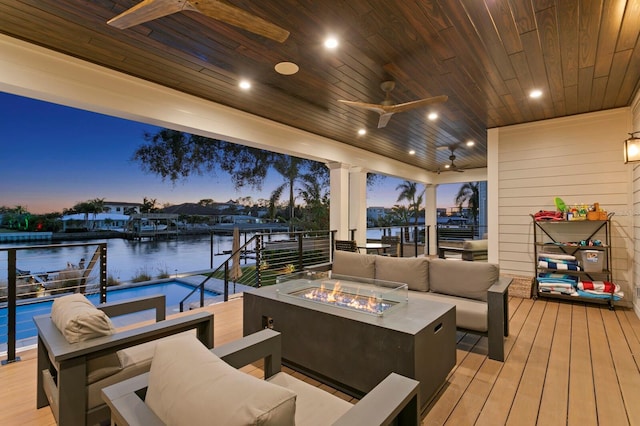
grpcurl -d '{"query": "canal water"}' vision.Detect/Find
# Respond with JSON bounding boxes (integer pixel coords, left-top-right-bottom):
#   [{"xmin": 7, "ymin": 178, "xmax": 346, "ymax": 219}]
[
  {"xmin": 0, "ymin": 234, "xmax": 238, "ymax": 283},
  {"xmin": 0, "ymin": 229, "xmax": 397, "ymax": 283}
]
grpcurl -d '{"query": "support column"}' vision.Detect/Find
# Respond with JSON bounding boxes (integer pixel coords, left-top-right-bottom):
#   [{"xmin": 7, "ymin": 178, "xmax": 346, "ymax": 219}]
[
  {"xmin": 487, "ymin": 128, "xmax": 499, "ymax": 263},
  {"xmin": 349, "ymin": 167, "xmax": 368, "ymax": 246},
  {"xmin": 425, "ymin": 184, "xmax": 438, "ymax": 256},
  {"xmin": 328, "ymin": 162, "xmax": 350, "ymax": 240}
]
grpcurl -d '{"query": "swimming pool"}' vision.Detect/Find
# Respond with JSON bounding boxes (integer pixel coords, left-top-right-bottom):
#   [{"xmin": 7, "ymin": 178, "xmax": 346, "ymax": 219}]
[{"xmin": 0, "ymin": 281, "xmax": 220, "ymax": 350}]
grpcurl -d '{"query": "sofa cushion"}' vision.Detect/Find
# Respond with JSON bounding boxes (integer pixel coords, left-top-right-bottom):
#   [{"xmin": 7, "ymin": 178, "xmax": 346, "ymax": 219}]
[
  {"xmin": 412, "ymin": 291, "xmax": 488, "ymax": 332},
  {"xmin": 268, "ymin": 372, "xmax": 352, "ymax": 426},
  {"xmin": 51, "ymin": 293, "xmax": 115, "ymax": 343},
  {"xmin": 332, "ymin": 250, "xmax": 376, "ymax": 279},
  {"xmin": 145, "ymin": 334, "xmax": 297, "ymax": 426},
  {"xmin": 375, "ymin": 255, "xmax": 429, "ymax": 292},
  {"xmin": 462, "ymin": 239, "xmax": 488, "ymax": 251},
  {"xmin": 428, "ymin": 259, "xmax": 499, "ymax": 302}
]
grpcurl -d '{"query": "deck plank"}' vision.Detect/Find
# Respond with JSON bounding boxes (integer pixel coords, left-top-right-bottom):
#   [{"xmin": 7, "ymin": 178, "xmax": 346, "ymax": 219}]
[
  {"xmin": 568, "ymin": 304, "xmax": 598, "ymax": 426},
  {"xmin": 587, "ymin": 306, "xmax": 628, "ymax": 425},
  {"xmin": 537, "ymin": 300, "xmax": 571, "ymax": 426},
  {"xmin": 1, "ymin": 297, "xmax": 640, "ymax": 425}
]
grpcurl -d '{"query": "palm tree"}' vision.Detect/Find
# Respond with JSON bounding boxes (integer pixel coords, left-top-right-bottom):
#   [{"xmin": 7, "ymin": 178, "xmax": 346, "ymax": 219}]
[
  {"xmin": 396, "ymin": 181, "xmax": 424, "ymax": 226},
  {"xmin": 455, "ymin": 182, "xmax": 480, "ymax": 228}
]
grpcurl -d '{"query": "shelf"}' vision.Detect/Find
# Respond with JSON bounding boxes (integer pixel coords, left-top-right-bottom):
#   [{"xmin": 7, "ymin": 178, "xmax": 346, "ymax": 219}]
[{"xmin": 532, "ymin": 213, "xmax": 614, "ymax": 309}]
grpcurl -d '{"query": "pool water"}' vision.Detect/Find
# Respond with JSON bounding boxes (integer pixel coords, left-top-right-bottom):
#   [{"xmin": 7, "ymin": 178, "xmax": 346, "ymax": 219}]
[{"xmin": 0, "ymin": 281, "xmax": 219, "ymax": 349}]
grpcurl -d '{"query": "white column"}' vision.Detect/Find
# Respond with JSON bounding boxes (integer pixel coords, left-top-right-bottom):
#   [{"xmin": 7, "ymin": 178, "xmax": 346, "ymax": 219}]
[
  {"xmin": 425, "ymin": 184, "xmax": 438, "ymax": 256},
  {"xmin": 349, "ymin": 167, "xmax": 368, "ymax": 246},
  {"xmin": 328, "ymin": 162, "xmax": 350, "ymax": 240},
  {"xmin": 487, "ymin": 128, "xmax": 499, "ymax": 263}
]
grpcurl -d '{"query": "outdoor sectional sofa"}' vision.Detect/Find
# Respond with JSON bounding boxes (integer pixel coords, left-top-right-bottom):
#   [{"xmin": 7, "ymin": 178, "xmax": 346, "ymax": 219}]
[{"xmin": 308, "ymin": 250, "xmax": 512, "ymax": 361}]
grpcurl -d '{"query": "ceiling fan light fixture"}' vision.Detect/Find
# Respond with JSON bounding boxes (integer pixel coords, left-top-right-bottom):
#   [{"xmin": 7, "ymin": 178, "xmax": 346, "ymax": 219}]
[{"xmin": 274, "ymin": 62, "xmax": 299, "ymax": 75}]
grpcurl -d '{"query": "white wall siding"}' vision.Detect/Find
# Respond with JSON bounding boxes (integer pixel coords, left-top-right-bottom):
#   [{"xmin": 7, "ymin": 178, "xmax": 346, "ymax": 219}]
[
  {"xmin": 632, "ymin": 91, "xmax": 640, "ymax": 315},
  {"xmin": 496, "ymin": 108, "xmax": 633, "ymax": 305}
]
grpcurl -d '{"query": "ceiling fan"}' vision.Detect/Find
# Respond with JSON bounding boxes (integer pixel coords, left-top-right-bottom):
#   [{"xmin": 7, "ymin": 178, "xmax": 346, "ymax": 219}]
[
  {"xmin": 437, "ymin": 146, "xmax": 465, "ymax": 173},
  {"xmin": 338, "ymin": 81, "xmax": 447, "ymax": 128},
  {"xmin": 107, "ymin": 0, "xmax": 290, "ymax": 43}
]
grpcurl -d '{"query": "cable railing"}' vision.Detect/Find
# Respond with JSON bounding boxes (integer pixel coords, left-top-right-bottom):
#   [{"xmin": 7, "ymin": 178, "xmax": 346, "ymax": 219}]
[
  {"xmin": 178, "ymin": 230, "xmax": 334, "ymax": 311},
  {"xmin": 0, "ymin": 242, "xmax": 107, "ymax": 364}
]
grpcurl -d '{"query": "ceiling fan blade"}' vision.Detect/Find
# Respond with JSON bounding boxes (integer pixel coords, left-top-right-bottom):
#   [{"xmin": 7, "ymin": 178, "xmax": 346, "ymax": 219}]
[
  {"xmin": 108, "ymin": 0, "xmax": 289, "ymax": 43},
  {"xmin": 385, "ymin": 95, "xmax": 448, "ymax": 114},
  {"xmin": 108, "ymin": 0, "xmax": 186, "ymax": 29},
  {"xmin": 193, "ymin": 0, "xmax": 289, "ymax": 42},
  {"xmin": 338, "ymin": 100, "xmax": 386, "ymax": 114}
]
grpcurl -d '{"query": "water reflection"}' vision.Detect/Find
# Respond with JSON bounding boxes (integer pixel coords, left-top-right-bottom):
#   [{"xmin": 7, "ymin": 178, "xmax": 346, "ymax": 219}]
[{"xmin": 0, "ymin": 234, "xmax": 236, "ymax": 282}]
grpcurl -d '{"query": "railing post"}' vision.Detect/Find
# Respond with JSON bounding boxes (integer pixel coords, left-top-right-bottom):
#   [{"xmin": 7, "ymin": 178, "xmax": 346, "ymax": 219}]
[
  {"xmin": 256, "ymin": 234, "xmax": 263, "ymax": 287},
  {"xmin": 297, "ymin": 235, "xmax": 304, "ymax": 272},
  {"xmin": 426, "ymin": 225, "xmax": 430, "ymax": 255},
  {"xmin": 224, "ymin": 262, "xmax": 229, "ymax": 302},
  {"xmin": 3, "ymin": 249, "xmax": 20, "ymax": 364},
  {"xmin": 100, "ymin": 243, "xmax": 107, "ymax": 304},
  {"xmin": 413, "ymin": 226, "xmax": 418, "ymax": 258}
]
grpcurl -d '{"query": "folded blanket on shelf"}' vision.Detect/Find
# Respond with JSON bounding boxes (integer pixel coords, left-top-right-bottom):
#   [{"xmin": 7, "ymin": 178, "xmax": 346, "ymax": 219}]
[
  {"xmin": 576, "ymin": 289, "xmax": 623, "ymax": 301},
  {"xmin": 538, "ymin": 284, "xmax": 577, "ymax": 295},
  {"xmin": 538, "ymin": 260, "xmax": 581, "ymax": 271},
  {"xmin": 539, "ymin": 287, "xmax": 578, "ymax": 296},
  {"xmin": 577, "ymin": 281, "xmax": 621, "ymax": 293},
  {"xmin": 539, "ymin": 253, "xmax": 576, "ymax": 261},
  {"xmin": 538, "ymin": 282, "xmax": 575, "ymax": 289},
  {"xmin": 537, "ymin": 273, "xmax": 579, "ymax": 285}
]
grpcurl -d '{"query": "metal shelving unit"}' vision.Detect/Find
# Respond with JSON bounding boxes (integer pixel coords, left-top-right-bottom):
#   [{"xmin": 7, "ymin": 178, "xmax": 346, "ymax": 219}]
[{"xmin": 531, "ymin": 213, "xmax": 615, "ymax": 309}]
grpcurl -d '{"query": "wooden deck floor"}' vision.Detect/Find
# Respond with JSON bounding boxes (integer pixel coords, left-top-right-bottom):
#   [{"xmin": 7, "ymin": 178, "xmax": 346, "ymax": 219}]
[{"xmin": 1, "ymin": 296, "xmax": 639, "ymax": 425}]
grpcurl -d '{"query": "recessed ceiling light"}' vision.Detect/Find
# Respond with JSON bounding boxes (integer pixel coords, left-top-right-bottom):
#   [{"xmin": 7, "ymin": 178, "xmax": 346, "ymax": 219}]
[
  {"xmin": 530, "ymin": 89, "xmax": 542, "ymax": 98},
  {"xmin": 275, "ymin": 62, "xmax": 299, "ymax": 75},
  {"xmin": 409, "ymin": 150, "xmax": 416, "ymax": 155},
  {"xmin": 466, "ymin": 140, "xmax": 475, "ymax": 147},
  {"xmin": 445, "ymin": 164, "xmax": 451, "ymax": 169},
  {"xmin": 324, "ymin": 36, "xmax": 338, "ymax": 49},
  {"xmin": 427, "ymin": 112, "xmax": 438, "ymax": 121},
  {"xmin": 358, "ymin": 128, "xmax": 366, "ymax": 136},
  {"xmin": 239, "ymin": 80, "xmax": 251, "ymax": 90}
]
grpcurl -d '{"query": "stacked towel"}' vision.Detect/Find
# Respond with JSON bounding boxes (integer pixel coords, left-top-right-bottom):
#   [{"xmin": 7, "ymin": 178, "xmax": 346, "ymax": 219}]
[
  {"xmin": 576, "ymin": 281, "xmax": 624, "ymax": 301},
  {"xmin": 538, "ymin": 253, "xmax": 580, "ymax": 271},
  {"xmin": 537, "ymin": 273, "xmax": 578, "ymax": 296}
]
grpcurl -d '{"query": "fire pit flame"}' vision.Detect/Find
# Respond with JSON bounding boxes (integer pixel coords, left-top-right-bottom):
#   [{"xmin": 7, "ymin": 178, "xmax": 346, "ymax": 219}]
[{"xmin": 297, "ymin": 280, "xmax": 395, "ymax": 315}]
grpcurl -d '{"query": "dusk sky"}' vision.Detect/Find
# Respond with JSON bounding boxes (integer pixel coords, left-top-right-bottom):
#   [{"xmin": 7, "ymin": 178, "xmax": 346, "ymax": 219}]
[{"xmin": 0, "ymin": 92, "xmax": 462, "ymax": 214}]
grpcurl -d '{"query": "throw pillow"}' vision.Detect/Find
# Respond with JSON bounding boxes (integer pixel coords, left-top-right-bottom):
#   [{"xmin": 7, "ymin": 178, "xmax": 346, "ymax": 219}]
[{"xmin": 50, "ymin": 293, "xmax": 115, "ymax": 343}]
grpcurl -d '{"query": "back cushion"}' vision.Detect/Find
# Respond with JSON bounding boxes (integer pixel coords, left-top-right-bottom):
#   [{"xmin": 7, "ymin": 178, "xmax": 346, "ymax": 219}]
[
  {"xmin": 462, "ymin": 239, "xmax": 488, "ymax": 251},
  {"xmin": 332, "ymin": 250, "xmax": 376, "ymax": 279},
  {"xmin": 375, "ymin": 256, "xmax": 429, "ymax": 292},
  {"xmin": 50, "ymin": 293, "xmax": 115, "ymax": 343},
  {"xmin": 146, "ymin": 334, "xmax": 296, "ymax": 426},
  {"xmin": 428, "ymin": 259, "xmax": 499, "ymax": 302}
]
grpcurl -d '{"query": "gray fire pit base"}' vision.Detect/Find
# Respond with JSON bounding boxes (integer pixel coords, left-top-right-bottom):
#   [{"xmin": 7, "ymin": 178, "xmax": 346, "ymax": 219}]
[{"xmin": 243, "ymin": 284, "xmax": 456, "ymax": 408}]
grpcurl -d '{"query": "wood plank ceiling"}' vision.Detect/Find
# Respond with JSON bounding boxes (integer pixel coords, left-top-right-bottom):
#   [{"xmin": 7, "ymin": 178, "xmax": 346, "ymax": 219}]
[{"xmin": 1, "ymin": 0, "xmax": 639, "ymax": 173}]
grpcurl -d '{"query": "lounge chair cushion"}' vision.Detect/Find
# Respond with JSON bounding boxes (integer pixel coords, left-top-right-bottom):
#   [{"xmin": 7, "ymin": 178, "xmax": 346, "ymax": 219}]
[
  {"xmin": 268, "ymin": 372, "xmax": 352, "ymax": 426},
  {"xmin": 332, "ymin": 250, "xmax": 375, "ymax": 279},
  {"xmin": 50, "ymin": 293, "xmax": 115, "ymax": 343},
  {"xmin": 145, "ymin": 334, "xmax": 297, "ymax": 426},
  {"xmin": 375, "ymin": 255, "xmax": 429, "ymax": 292}
]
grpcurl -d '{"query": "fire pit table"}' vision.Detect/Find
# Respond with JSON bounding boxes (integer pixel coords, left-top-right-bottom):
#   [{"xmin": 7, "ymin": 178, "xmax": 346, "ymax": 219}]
[{"xmin": 243, "ymin": 272, "xmax": 456, "ymax": 408}]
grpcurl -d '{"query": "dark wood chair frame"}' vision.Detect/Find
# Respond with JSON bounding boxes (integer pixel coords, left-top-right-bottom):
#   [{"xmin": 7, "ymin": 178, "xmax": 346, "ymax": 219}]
[
  {"xmin": 34, "ymin": 294, "xmax": 214, "ymax": 426},
  {"xmin": 102, "ymin": 329, "xmax": 421, "ymax": 426}
]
